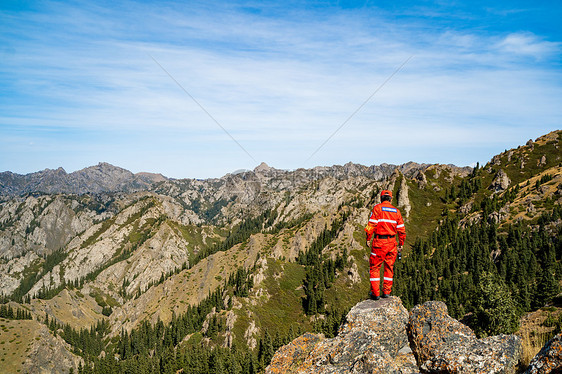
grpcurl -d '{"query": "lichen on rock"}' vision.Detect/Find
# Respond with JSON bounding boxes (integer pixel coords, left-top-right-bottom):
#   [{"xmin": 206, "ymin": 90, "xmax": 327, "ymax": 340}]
[
  {"xmin": 266, "ymin": 297, "xmax": 417, "ymax": 374},
  {"xmin": 407, "ymin": 301, "xmax": 521, "ymax": 374},
  {"xmin": 525, "ymin": 333, "xmax": 562, "ymax": 374}
]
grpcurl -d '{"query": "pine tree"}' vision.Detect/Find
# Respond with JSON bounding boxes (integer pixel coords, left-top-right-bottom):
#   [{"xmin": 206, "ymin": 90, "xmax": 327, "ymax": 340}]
[
  {"xmin": 535, "ymin": 265, "xmax": 559, "ymax": 308},
  {"xmin": 471, "ymin": 272, "xmax": 519, "ymax": 337}
]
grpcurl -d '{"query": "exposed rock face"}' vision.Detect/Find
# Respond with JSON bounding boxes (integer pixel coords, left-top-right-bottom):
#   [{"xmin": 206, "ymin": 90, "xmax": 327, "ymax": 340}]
[
  {"xmin": 407, "ymin": 301, "xmax": 521, "ymax": 373},
  {"xmin": 398, "ymin": 177, "xmax": 411, "ymax": 219},
  {"xmin": 347, "ymin": 261, "xmax": 361, "ymax": 284},
  {"xmin": 525, "ymin": 332, "xmax": 562, "ymax": 374},
  {"xmin": 413, "ymin": 170, "xmax": 427, "ymax": 189},
  {"xmin": 0, "ymin": 195, "xmax": 111, "ymax": 260},
  {"xmin": 266, "ymin": 297, "xmax": 418, "ymax": 374},
  {"xmin": 489, "ymin": 169, "xmax": 511, "ymax": 192}
]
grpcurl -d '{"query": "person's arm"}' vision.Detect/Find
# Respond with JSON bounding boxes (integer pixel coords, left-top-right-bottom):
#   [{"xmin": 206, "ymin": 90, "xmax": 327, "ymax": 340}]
[{"xmin": 364, "ymin": 209, "xmax": 377, "ymax": 247}]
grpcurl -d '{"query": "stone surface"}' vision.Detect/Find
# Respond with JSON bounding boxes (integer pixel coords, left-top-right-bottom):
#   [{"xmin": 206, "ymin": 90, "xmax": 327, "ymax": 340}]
[
  {"xmin": 413, "ymin": 170, "xmax": 428, "ymax": 189},
  {"xmin": 266, "ymin": 297, "xmax": 418, "ymax": 374},
  {"xmin": 525, "ymin": 333, "xmax": 562, "ymax": 374},
  {"xmin": 407, "ymin": 301, "xmax": 521, "ymax": 374},
  {"xmin": 489, "ymin": 169, "xmax": 511, "ymax": 192},
  {"xmin": 398, "ymin": 177, "xmax": 411, "ymax": 218}
]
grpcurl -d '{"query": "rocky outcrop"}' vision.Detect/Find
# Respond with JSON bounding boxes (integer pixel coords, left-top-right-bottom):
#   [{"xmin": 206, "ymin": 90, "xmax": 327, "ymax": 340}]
[
  {"xmin": 398, "ymin": 177, "xmax": 411, "ymax": 219},
  {"xmin": 407, "ymin": 301, "xmax": 521, "ymax": 373},
  {"xmin": 413, "ymin": 170, "xmax": 427, "ymax": 189},
  {"xmin": 268, "ymin": 298, "xmax": 523, "ymax": 374},
  {"xmin": 266, "ymin": 297, "xmax": 417, "ymax": 373},
  {"xmin": 525, "ymin": 333, "xmax": 562, "ymax": 374},
  {"xmin": 489, "ymin": 169, "xmax": 511, "ymax": 192}
]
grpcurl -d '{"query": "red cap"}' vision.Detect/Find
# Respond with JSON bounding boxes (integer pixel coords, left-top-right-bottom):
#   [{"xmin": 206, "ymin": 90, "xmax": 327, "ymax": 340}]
[{"xmin": 381, "ymin": 190, "xmax": 392, "ymax": 198}]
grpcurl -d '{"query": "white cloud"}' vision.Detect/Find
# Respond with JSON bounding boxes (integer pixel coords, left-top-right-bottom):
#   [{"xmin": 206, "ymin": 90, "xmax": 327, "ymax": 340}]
[
  {"xmin": 1, "ymin": 1, "xmax": 561, "ymax": 178},
  {"xmin": 496, "ymin": 32, "xmax": 560, "ymax": 59}
]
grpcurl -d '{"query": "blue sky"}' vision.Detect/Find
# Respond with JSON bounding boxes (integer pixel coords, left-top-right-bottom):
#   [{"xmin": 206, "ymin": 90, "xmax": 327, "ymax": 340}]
[{"xmin": 1, "ymin": 0, "xmax": 561, "ymax": 178}]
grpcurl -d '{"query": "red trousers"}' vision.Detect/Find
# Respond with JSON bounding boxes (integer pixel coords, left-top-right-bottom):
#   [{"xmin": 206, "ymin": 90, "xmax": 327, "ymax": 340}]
[{"xmin": 369, "ymin": 240, "xmax": 397, "ymax": 296}]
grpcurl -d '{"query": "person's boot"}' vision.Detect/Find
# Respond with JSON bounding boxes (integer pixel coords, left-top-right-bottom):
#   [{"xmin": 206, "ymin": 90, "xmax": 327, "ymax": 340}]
[
  {"xmin": 370, "ymin": 292, "xmax": 380, "ymax": 300},
  {"xmin": 381, "ymin": 294, "xmax": 390, "ymax": 298}
]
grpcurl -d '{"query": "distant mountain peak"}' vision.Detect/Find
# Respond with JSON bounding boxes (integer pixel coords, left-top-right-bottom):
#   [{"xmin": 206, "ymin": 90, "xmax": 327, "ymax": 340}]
[
  {"xmin": 254, "ymin": 162, "xmax": 272, "ymax": 173},
  {"xmin": 0, "ymin": 163, "xmax": 168, "ymax": 196}
]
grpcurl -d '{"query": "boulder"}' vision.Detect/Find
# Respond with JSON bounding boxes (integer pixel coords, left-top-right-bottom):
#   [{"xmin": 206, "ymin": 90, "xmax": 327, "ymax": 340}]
[
  {"xmin": 407, "ymin": 301, "xmax": 521, "ymax": 373},
  {"xmin": 525, "ymin": 332, "xmax": 562, "ymax": 374},
  {"xmin": 266, "ymin": 297, "xmax": 418, "ymax": 374}
]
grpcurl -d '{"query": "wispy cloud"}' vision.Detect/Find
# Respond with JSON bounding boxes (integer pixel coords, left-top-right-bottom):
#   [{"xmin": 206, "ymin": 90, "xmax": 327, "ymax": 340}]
[
  {"xmin": 496, "ymin": 32, "xmax": 561, "ymax": 59},
  {"xmin": 1, "ymin": 1, "xmax": 561, "ymax": 177}
]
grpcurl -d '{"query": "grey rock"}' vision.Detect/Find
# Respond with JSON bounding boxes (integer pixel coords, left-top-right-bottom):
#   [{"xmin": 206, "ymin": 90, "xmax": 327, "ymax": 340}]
[
  {"xmin": 413, "ymin": 170, "xmax": 427, "ymax": 189},
  {"xmin": 407, "ymin": 301, "xmax": 521, "ymax": 374},
  {"xmin": 525, "ymin": 332, "xmax": 562, "ymax": 374},
  {"xmin": 266, "ymin": 297, "xmax": 419, "ymax": 374},
  {"xmin": 489, "ymin": 169, "xmax": 511, "ymax": 192},
  {"xmin": 398, "ymin": 177, "xmax": 411, "ymax": 218},
  {"xmin": 507, "ymin": 151, "xmax": 514, "ymax": 162}
]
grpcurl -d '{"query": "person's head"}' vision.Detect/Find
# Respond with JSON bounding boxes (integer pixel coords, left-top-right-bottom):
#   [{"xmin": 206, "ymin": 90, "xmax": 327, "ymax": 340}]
[{"xmin": 380, "ymin": 190, "xmax": 392, "ymax": 202}]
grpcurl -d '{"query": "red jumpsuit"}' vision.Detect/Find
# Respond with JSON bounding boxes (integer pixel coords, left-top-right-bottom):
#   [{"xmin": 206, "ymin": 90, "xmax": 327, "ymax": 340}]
[{"xmin": 364, "ymin": 201, "xmax": 406, "ymax": 296}]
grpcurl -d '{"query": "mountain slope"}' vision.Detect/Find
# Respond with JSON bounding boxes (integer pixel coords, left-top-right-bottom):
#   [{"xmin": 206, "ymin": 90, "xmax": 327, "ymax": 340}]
[{"xmin": 0, "ymin": 130, "xmax": 560, "ymax": 373}]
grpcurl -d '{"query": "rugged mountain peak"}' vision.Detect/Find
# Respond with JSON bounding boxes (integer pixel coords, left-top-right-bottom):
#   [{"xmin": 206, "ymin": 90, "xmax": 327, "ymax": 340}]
[
  {"xmin": 79, "ymin": 162, "xmax": 134, "ymax": 177},
  {"xmin": 0, "ymin": 163, "xmax": 167, "ymax": 196},
  {"xmin": 134, "ymin": 172, "xmax": 167, "ymax": 183},
  {"xmin": 254, "ymin": 162, "xmax": 272, "ymax": 173}
]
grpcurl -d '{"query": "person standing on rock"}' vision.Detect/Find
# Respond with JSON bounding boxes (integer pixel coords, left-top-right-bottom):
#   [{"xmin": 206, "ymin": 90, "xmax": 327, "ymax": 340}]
[{"xmin": 365, "ymin": 190, "xmax": 406, "ymax": 300}]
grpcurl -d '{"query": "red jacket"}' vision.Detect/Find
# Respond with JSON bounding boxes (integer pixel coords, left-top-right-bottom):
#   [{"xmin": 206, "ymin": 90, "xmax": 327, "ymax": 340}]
[{"xmin": 364, "ymin": 201, "xmax": 406, "ymax": 246}]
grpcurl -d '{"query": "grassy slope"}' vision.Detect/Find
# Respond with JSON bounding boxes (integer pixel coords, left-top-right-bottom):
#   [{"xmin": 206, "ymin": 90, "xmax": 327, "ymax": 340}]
[{"xmin": 0, "ymin": 318, "xmax": 39, "ymax": 374}]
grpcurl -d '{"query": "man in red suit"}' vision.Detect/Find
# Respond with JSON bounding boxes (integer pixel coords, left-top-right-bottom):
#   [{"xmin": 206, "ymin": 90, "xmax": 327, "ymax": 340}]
[{"xmin": 364, "ymin": 190, "xmax": 406, "ymax": 300}]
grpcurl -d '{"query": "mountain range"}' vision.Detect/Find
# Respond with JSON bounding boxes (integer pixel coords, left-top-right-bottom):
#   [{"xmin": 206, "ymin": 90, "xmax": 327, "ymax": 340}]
[
  {"xmin": 0, "ymin": 130, "xmax": 561, "ymax": 373},
  {"xmin": 0, "ymin": 162, "xmax": 166, "ymax": 196}
]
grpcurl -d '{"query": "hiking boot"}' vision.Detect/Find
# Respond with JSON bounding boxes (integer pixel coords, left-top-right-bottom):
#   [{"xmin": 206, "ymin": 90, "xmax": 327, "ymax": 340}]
[
  {"xmin": 381, "ymin": 294, "xmax": 390, "ymax": 298},
  {"xmin": 370, "ymin": 293, "xmax": 380, "ymax": 301}
]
